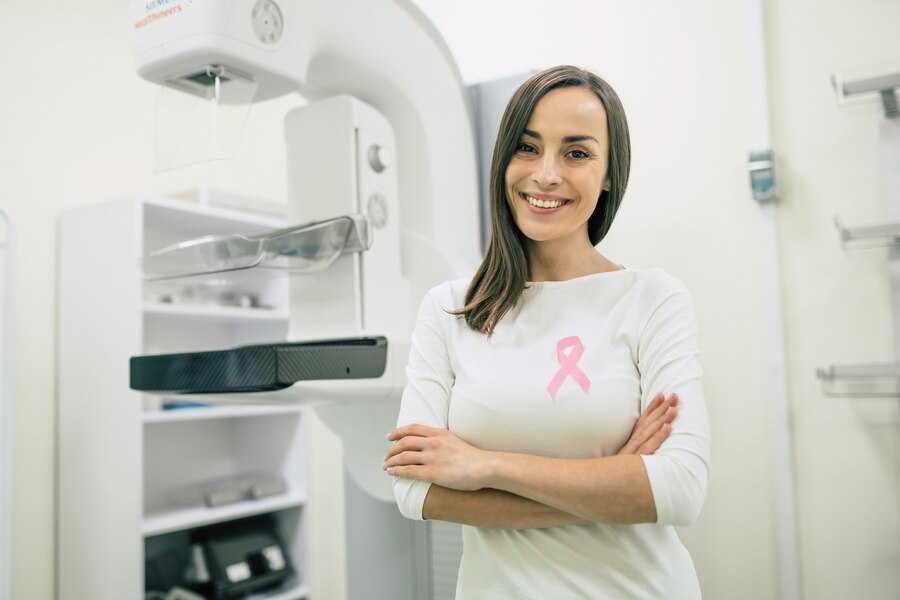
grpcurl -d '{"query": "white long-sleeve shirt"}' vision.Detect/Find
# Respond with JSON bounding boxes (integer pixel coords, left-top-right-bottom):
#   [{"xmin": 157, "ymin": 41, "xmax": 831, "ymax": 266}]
[{"xmin": 393, "ymin": 268, "xmax": 710, "ymax": 599}]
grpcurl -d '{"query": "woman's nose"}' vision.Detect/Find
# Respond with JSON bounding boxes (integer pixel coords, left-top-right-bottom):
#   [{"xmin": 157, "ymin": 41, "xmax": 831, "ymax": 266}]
[{"xmin": 533, "ymin": 153, "xmax": 562, "ymax": 187}]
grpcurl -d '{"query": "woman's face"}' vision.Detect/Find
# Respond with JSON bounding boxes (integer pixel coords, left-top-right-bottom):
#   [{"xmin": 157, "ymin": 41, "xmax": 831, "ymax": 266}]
[{"xmin": 504, "ymin": 86, "xmax": 610, "ymax": 248}]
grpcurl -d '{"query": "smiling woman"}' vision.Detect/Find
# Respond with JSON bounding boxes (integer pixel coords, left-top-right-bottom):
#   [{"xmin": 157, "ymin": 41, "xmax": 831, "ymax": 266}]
[
  {"xmin": 386, "ymin": 65, "xmax": 710, "ymax": 599},
  {"xmin": 506, "ymin": 87, "xmax": 613, "ymax": 258},
  {"xmin": 453, "ymin": 66, "xmax": 632, "ymax": 335}
]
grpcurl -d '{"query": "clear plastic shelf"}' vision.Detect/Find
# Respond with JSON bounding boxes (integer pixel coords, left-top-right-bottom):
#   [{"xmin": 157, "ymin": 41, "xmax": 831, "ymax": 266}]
[
  {"xmin": 816, "ymin": 362, "xmax": 900, "ymax": 397},
  {"xmin": 834, "ymin": 216, "xmax": 900, "ymax": 249},
  {"xmin": 141, "ymin": 214, "xmax": 372, "ymax": 281}
]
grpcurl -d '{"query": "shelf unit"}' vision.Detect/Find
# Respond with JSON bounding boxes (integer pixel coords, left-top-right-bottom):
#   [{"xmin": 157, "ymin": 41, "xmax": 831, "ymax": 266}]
[
  {"xmin": 834, "ymin": 216, "xmax": 900, "ymax": 249},
  {"xmin": 818, "ymin": 220, "xmax": 900, "ymax": 396},
  {"xmin": 832, "ymin": 68, "xmax": 900, "ymax": 118},
  {"xmin": 815, "ymin": 362, "xmax": 900, "ymax": 397},
  {"xmin": 819, "ymin": 218, "xmax": 900, "ymax": 393},
  {"xmin": 142, "ymin": 302, "xmax": 290, "ymax": 322},
  {"xmin": 59, "ymin": 194, "xmax": 310, "ymax": 600},
  {"xmin": 821, "ymin": 70, "xmax": 900, "ymax": 397}
]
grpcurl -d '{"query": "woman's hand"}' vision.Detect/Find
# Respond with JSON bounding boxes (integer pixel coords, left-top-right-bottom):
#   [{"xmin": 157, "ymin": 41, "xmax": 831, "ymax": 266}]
[
  {"xmin": 617, "ymin": 392, "xmax": 679, "ymax": 456},
  {"xmin": 384, "ymin": 424, "xmax": 489, "ymax": 491}
]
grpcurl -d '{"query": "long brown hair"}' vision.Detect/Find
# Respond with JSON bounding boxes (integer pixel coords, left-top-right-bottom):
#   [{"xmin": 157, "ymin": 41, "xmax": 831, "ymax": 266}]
[{"xmin": 454, "ymin": 65, "xmax": 631, "ymax": 335}]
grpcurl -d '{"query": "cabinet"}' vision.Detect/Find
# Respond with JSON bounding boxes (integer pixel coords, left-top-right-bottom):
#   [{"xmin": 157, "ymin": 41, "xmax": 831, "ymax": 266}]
[{"xmin": 59, "ymin": 194, "xmax": 309, "ymax": 599}]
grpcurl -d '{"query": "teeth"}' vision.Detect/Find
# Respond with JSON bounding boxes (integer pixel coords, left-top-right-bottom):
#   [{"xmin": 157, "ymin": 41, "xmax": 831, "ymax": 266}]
[{"xmin": 526, "ymin": 194, "xmax": 562, "ymax": 209}]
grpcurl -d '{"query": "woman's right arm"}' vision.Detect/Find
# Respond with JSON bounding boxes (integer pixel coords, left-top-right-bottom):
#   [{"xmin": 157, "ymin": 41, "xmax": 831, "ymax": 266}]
[{"xmin": 391, "ymin": 287, "xmax": 453, "ymax": 521}]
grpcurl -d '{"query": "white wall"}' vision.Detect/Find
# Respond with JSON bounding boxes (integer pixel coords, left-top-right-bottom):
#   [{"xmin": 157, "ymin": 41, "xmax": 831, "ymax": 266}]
[
  {"xmin": 766, "ymin": 0, "xmax": 900, "ymax": 598},
  {"xmin": 0, "ymin": 0, "xmax": 897, "ymax": 598}
]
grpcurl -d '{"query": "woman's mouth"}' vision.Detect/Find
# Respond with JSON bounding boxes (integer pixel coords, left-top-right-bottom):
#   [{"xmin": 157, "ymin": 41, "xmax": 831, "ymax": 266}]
[{"xmin": 520, "ymin": 192, "xmax": 571, "ymax": 211}]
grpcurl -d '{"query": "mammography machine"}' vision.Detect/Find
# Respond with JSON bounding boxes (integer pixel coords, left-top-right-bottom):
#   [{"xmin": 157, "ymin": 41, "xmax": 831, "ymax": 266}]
[{"xmin": 129, "ymin": 0, "xmax": 481, "ymax": 598}]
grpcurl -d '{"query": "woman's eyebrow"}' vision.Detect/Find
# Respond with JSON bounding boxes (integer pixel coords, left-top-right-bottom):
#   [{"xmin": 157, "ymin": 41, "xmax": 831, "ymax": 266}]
[
  {"xmin": 521, "ymin": 129, "xmax": 599, "ymax": 145},
  {"xmin": 562, "ymin": 134, "xmax": 599, "ymax": 144}
]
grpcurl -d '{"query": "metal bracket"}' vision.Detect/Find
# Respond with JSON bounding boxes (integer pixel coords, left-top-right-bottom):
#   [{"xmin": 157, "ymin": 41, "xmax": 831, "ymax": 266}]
[{"xmin": 832, "ymin": 70, "xmax": 900, "ymax": 119}]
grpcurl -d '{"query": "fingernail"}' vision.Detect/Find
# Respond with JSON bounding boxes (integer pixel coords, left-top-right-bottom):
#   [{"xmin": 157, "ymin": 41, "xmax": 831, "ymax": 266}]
[{"xmin": 382, "ymin": 462, "xmax": 387, "ymax": 470}]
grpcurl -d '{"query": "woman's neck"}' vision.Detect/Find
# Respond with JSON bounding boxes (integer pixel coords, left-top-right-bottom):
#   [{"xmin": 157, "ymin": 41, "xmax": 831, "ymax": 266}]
[{"xmin": 526, "ymin": 238, "xmax": 622, "ymax": 282}]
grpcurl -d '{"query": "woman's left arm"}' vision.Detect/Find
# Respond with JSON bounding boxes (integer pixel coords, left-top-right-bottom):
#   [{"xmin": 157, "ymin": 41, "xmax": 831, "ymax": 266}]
[{"xmin": 634, "ymin": 277, "xmax": 710, "ymax": 526}]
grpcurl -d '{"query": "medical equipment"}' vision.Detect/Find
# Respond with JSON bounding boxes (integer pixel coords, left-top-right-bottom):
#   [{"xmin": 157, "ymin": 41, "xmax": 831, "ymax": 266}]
[
  {"xmin": 190, "ymin": 515, "xmax": 294, "ymax": 599},
  {"xmin": 128, "ymin": 0, "xmax": 480, "ymax": 598},
  {"xmin": 144, "ymin": 515, "xmax": 293, "ymax": 599}
]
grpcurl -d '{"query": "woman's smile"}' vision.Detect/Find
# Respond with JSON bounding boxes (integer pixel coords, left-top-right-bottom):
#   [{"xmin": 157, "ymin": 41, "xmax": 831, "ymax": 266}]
[{"xmin": 519, "ymin": 191, "xmax": 573, "ymax": 212}]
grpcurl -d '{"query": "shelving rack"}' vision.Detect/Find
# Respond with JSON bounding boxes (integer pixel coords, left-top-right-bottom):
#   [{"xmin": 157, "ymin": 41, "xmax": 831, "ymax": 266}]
[
  {"xmin": 820, "ymin": 67, "xmax": 900, "ymax": 398},
  {"xmin": 58, "ymin": 194, "xmax": 310, "ymax": 600},
  {"xmin": 816, "ymin": 363, "xmax": 900, "ymax": 397},
  {"xmin": 834, "ymin": 216, "xmax": 900, "ymax": 249},
  {"xmin": 832, "ymin": 69, "xmax": 900, "ymax": 118}
]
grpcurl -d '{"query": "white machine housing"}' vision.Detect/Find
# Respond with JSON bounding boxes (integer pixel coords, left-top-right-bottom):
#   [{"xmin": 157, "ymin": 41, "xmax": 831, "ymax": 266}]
[
  {"xmin": 133, "ymin": 0, "xmax": 480, "ymax": 283},
  {"xmin": 285, "ymin": 95, "xmax": 409, "ymax": 502},
  {"xmin": 133, "ymin": 1, "xmax": 481, "ymax": 598}
]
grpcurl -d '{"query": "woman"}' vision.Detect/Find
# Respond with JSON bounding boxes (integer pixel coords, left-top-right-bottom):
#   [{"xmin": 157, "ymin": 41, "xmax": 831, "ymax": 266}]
[{"xmin": 385, "ymin": 65, "xmax": 710, "ymax": 599}]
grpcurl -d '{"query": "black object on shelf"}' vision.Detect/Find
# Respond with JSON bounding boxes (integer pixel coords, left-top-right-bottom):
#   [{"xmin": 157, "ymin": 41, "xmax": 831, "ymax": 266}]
[
  {"xmin": 190, "ymin": 514, "xmax": 295, "ymax": 600},
  {"xmin": 130, "ymin": 337, "xmax": 388, "ymax": 394}
]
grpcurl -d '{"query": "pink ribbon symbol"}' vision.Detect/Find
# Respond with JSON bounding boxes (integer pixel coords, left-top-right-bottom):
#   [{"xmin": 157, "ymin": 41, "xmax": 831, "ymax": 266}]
[{"xmin": 547, "ymin": 336, "xmax": 591, "ymax": 400}]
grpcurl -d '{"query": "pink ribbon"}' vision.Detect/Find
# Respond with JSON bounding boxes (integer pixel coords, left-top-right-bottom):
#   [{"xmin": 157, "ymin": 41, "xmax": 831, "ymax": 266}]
[{"xmin": 546, "ymin": 335, "xmax": 591, "ymax": 399}]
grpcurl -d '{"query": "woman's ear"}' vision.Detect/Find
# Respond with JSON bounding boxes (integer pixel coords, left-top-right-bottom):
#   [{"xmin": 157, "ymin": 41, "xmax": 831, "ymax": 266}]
[{"xmin": 602, "ymin": 177, "xmax": 611, "ymax": 192}]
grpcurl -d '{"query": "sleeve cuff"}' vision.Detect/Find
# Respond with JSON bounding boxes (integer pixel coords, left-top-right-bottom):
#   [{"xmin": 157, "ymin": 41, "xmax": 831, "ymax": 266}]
[
  {"xmin": 641, "ymin": 454, "xmax": 674, "ymax": 525},
  {"xmin": 393, "ymin": 477, "xmax": 433, "ymax": 521}
]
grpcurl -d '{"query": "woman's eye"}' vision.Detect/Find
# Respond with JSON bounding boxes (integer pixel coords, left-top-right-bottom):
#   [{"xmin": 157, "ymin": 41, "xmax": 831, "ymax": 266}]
[
  {"xmin": 516, "ymin": 143, "xmax": 537, "ymax": 154},
  {"xmin": 568, "ymin": 149, "xmax": 591, "ymax": 159}
]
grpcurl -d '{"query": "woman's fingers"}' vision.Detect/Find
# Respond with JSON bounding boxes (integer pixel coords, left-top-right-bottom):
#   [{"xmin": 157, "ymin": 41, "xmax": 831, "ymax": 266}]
[
  {"xmin": 637, "ymin": 422, "xmax": 672, "ymax": 455},
  {"xmin": 645, "ymin": 393, "xmax": 677, "ymax": 426},
  {"xmin": 641, "ymin": 394, "xmax": 678, "ymax": 431},
  {"xmin": 383, "ymin": 449, "xmax": 425, "ymax": 469},
  {"xmin": 618, "ymin": 392, "xmax": 679, "ymax": 456},
  {"xmin": 386, "ymin": 423, "xmax": 445, "ymax": 442},
  {"xmin": 633, "ymin": 393, "xmax": 665, "ymax": 429},
  {"xmin": 632, "ymin": 393, "xmax": 673, "ymax": 437},
  {"xmin": 385, "ymin": 425, "xmax": 452, "ymax": 470},
  {"xmin": 384, "ymin": 464, "xmax": 427, "ymax": 479},
  {"xmin": 384, "ymin": 435, "xmax": 428, "ymax": 460}
]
